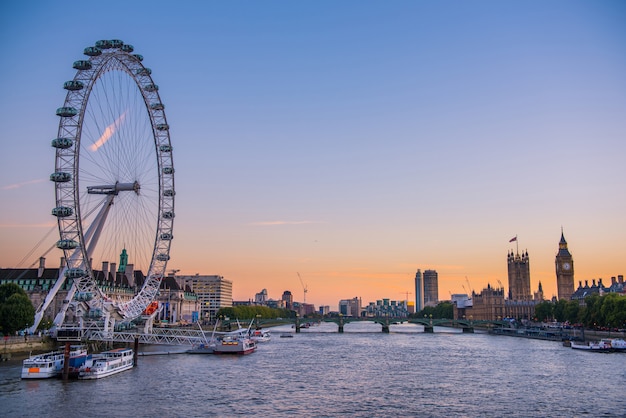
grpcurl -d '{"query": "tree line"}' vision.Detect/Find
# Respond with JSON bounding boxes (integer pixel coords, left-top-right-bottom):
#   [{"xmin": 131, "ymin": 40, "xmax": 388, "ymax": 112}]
[
  {"xmin": 216, "ymin": 305, "xmax": 295, "ymax": 320},
  {"xmin": 412, "ymin": 301, "xmax": 454, "ymax": 319},
  {"xmin": 534, "ymin": 293, "xmax": 626, "ymax": 329}
]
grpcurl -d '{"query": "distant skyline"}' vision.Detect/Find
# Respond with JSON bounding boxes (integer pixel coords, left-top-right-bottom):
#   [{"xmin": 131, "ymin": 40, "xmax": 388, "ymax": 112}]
[{"xmin": 1, "ymin": 1, "xmax": 625, "ymax": 310}]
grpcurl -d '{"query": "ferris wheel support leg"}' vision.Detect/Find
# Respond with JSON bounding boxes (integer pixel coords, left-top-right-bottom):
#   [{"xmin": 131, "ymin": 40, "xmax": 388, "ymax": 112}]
[
  {"xmin": 83, "ymin": 194, "xmax": 115, "ymax": 258},
  {"xmin": 33, "ymin": 199, "xmax": 112, "ymax": 335},
  {"xmin": 50, "ymin": 282, "xmax": 77, "ymax": 332},
  {"xmin": 28, "ymin": 266, "xmax": 69, "ymax": 334}
]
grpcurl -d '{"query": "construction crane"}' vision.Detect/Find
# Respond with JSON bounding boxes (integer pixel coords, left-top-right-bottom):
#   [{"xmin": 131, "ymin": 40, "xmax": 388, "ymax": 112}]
[
  {"xmin": 400, "ymin": 291, "xmax": 412, "ymax": 302},
  {"xmin": 465, "ymin": 276, "xmax": 474, "ymax": 295},
  {"xmin": 297, "ymin": 272, "xmax": 308, "ymax": 303}
]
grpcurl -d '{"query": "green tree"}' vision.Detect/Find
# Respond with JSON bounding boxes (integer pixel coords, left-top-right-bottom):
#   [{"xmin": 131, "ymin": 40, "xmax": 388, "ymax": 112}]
[
  {"xmin": 0, "ymin": 283, "xmax": 35, "ymax": 335},
  {"xmin": 553, "ymin": 299, "xmax": 569, "ymax": 322},
  {"xmin": 534, "ymin": 301, "xmax": 553, "ymax": 322},
  {"xmin": 415, "ymin": 302, "xmax": 453, "ymax": 319},
  {"xmin": 563, "ymin": 300, "xmax": 580, "ymax": 324},
  {"xmin": 216, "ymin": 305, "xmax": 292, "ymax": 320}
]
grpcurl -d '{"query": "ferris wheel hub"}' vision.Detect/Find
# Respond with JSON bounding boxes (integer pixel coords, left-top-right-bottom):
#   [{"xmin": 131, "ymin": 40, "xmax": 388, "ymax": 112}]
[{"xmin": 87, "ymin": 181, "xmax": 140, "ymax": 195}]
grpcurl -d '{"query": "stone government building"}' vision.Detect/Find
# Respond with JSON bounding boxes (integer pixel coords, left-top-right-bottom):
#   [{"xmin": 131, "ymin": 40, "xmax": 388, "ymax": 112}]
[{"xmin": 454, "ymin": 231, "xmax": 625, "ymax": 322}]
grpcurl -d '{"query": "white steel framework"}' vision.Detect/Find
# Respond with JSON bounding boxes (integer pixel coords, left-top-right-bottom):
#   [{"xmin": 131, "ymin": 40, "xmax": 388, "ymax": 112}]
[{"xmin": 44, "ymin": 39, "xmax": 174, "ymax": 331}]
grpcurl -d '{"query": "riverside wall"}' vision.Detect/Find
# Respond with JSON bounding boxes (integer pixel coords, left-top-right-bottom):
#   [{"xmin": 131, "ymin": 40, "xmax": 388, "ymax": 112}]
[{"xmin": 1, "ymin": 335, "xmax": 56, "ymax": 360}]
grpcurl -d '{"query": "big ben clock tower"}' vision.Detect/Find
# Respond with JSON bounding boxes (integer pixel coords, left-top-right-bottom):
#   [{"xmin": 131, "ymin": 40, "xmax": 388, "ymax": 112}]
[{"xmin": 555, "ymin": 229, "xmax": 574, "ymax": 300}]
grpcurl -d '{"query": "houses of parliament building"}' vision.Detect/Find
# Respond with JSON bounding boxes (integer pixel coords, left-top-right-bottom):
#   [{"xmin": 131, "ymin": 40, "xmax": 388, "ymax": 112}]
[{"xmin": 455, "ymin": 231, "xmax": 577, "ymax": 322}]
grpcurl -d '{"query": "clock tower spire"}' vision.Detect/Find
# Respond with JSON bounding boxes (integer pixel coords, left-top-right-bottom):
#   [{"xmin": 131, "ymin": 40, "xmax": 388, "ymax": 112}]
[{"xmin": 555, "ymin": 228, "xmax": 574, "ymax": 300}]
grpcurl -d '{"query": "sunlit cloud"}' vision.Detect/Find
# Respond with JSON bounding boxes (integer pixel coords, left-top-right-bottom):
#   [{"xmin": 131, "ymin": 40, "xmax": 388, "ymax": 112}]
[
  {"xmin": 249, "ymin": 220, "xmax": 323, "ymax": 226},
  {"xmin": 90, "ymin": 111, "xmax": 127, "ymax": 152},
  {"xmin": 0, "ymin": 222, "xmax": 56, "ymax": 228},
  {"xmin": 1, "ymin": 178, "xmax": 46, "ymax": 190}
]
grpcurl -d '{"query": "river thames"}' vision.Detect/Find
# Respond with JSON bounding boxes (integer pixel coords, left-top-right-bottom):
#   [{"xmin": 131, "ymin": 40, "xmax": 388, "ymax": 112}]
[{"xmin": 1, "ymin": 322, "xmax": 624, "ymax": 417}]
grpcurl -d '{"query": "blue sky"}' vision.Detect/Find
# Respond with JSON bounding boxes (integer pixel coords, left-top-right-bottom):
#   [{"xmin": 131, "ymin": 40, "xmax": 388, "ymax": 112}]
[{"xmin": 1, "ymin": 1, "xmax": 625, "ymax": 309}]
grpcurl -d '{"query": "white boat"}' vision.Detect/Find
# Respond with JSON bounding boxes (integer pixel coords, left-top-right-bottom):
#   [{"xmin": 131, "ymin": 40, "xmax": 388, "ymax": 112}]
[
  {"xmin": 188, "ymin": 319, "xmax": 257, "ymax": 355},
  {"xmin": 213, "ymin": 335, "xmax": 257, "ymax": 355},
  {"xmin": 571, "ymin": 340, "xmax": 612, "ymax": 352},
  {"xmin": 608, "ymin": 338, "xmax": 626, "ymax": 351},
  {"xmin": 21, "ymin": 345, "xmax": 88, "ymax": 379},
  {"xmin": 78, "ymin": 348, "xmax": 134, "ymax": 379},
  {"xmin": 250, "ymin": 329, "xmax": 271, "ymax": 343}
]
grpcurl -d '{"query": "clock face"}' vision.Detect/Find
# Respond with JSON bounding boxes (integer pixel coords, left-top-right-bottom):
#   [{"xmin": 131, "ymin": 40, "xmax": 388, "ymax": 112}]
[{"xmin": 562, "ymin": 262, "xmax": 571, "ymax": 271}]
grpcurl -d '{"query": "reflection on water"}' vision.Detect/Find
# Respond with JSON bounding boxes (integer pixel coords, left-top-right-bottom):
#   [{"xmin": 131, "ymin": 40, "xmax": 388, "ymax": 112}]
[{"xmin": 1, "ymin": 322, "xmax": 624, "ymax": 417}]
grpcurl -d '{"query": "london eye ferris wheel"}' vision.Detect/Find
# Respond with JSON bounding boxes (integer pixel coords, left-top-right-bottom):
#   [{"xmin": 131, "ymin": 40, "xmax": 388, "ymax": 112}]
[{"xmin": 50, "ymin": 39, "xmax": 175, "ymax": 324}]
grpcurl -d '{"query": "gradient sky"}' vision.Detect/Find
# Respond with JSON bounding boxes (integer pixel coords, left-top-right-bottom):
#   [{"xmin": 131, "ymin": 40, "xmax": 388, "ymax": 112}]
[{"xmin": 1, "ymin": 1, "xmax": 625, "ymax": 310}]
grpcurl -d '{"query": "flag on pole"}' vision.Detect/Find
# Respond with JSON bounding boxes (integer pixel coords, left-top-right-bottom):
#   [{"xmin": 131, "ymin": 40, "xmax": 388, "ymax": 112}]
[{"xmin": 509, "ymin": 236, "xmax": 517, "ymax": 242}]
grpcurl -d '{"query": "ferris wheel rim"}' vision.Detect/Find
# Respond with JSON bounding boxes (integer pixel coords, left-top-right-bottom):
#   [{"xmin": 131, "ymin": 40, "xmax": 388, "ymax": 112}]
[{"xmin": 51, "ymin": 39, "xmax": 175, "ymax": 321}]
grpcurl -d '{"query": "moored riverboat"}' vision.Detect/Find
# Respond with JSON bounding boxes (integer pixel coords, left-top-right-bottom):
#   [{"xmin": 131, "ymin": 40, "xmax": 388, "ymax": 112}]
[
  {"xmin": 250, "ymin": 329, "xmax": 271, "ymax": 342},
  {"xmin": 78, "ymin": 348, "xmax": 134, "ymax": 379},
  {"xmin": 21, "ymin": 345, "xmax": 87, "ymax": 379},
  {"xmin": 608, "ymin": 338, "xmax": 626, "ymax": 352},
  {"xmin": 213, "ymin": 335, "xmax": 257, "ymax": 355},
  {"xmin": 570, "ymin": 340, "xmax": 612, "ymax": 352}
]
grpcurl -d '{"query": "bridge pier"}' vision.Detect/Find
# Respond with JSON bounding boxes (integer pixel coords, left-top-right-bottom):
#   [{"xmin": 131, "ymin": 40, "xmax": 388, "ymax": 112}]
[
  {"xmin": 381, "ymin": 317, "xmax": 390, "ymax": 333},
  {"xmin": 338, "ymin": 315, "xmax": 344, "ymax": 333},
  {"xmin": 133, "ymin": 336, "xmax": 139, "ymax": 366},
  {"xmin": 295, "ymin": 315, "xmax": 300, "ymax": 333},
  {"xmin": 424, "ymin": 326, "xmax": 434, "ymax": 333},
  {"xmin": 62, "ymin": 342, "xmax": 71, "ymax": 381},
  {"xmin": 462, "ymin": 327, "xmax": 474, "ymax": 333}
]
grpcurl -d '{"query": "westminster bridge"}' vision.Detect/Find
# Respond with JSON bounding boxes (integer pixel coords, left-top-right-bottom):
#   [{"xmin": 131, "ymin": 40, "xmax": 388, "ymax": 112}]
[{"xmin": 245, "ymin": 316, "xmax": 510, "ymax": 334}]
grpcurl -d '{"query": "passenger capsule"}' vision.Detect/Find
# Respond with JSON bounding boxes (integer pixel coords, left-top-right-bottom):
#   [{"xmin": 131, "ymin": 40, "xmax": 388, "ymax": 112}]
[
  {"xmin": 83, "ymin": 46, "xmax": 102, "ymax": 57},
  {"xmin": 52, "ymin": 206, "xmax": 73, "ymax": 217},
  {"xmin": 136, "ymin": 67, "xmax": 152, "ymax": 76},
  {"xmin": 65, "ymin": 268, "xmax": 86, "ymax": 279},
  {"xmin": 74, "ymin": 292, "xmax": 94, "ymax": 302},
  {"xmin": 156, "ymin": 253, "xmax": 170, "ymax": 261},
  {"xmin": 63, "ymin": 80, "xmax": 84, "ymax": 91},
  {"xmin": 110, "ymin": 39, "xmax": 124, "ymax": 48},
  {"xmin": 51, "ymin": 137, "xmax": 74, "ymax": 149},
  {"xmin": 156, "ymin": 123, "xmax": 169, "ymax": 131},
  {"xmin": 56, "ymin": 107, "xmax": 78, "ymax": 117},
  {"xmin": 50, "ymin": 172, "xmax": 71, "ymax": 182},
  {"xmin": 150, "ymin": 103, "xmax": 164, "ymax": 111},
  {"xmin": 114, "ymin": 322, "xmax": 128, "ymax": 331},
  {"xmin": 144, "ymin": 83, "xmax": 159, "ymax": 92},
  {"xmin": 159, "ymin": 145, "xmax": 172, "ymax": 152},
  {"xmin": 73, "ymin": 60, "xmax": 92, "ymax": 71},
  {"xmin": 121, "ymin": 44, "xmax": 134, "ymax": 53},
  {"xmin": 56, "ymin": 239, "xmax": 78, "ymax": 249},
  {"xmin": 162, "ymin": 167, "xmax": 174, "ymax": 175},
  {"xmin": 133, "ymin": 54, "xmax": 144, "ymax": 61},
  {"xmin": 163, "ymin": 189, "xmax": 175, "ymax": 197},
  {"xmin": 160, "ymin": 233, "xmax": 173, "ymax": 240},
  {"xmin": 162, "ymin": 211, "xmax": 175, "ymax": 219},
  {"xmin": 87, "ymin": 309, "xmax": 102, "ymax": 319},
  {"xmin": 95, "ymin": 40, "xmax": 113, "ymax": 49}
]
